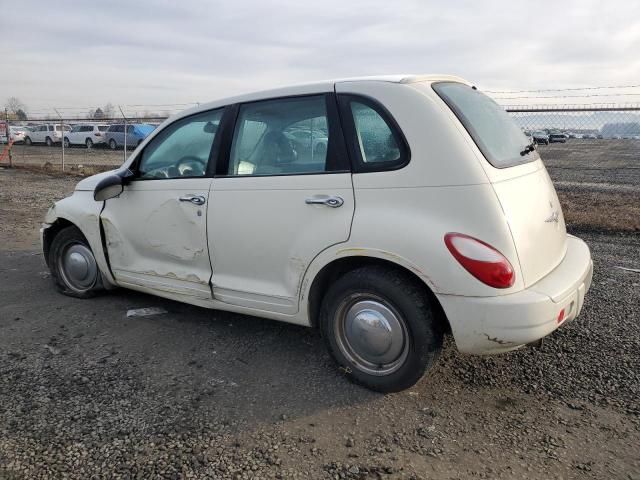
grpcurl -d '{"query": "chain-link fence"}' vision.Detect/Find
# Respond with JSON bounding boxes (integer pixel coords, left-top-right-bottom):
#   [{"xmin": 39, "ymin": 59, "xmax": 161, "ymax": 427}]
[
  {"xmin": 1, "ymin": 116, "xmax": 168, "ymax": 174},
  {"xmin": 506, "ymin": 105, "xmax": 640, "ymax": 139},
  {"xmin": 2, "ymin": 104, "xmax": 640, "ymax": 174}
]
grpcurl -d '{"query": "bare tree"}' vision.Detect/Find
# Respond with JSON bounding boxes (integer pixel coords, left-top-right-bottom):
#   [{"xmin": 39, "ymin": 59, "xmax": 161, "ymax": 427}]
[
  {"xmin": 5, "ymin": 97, "xmax": 25, "ymax": 115},
  {"xmin": 103, "ymin": 103, "xmax": 115, "ymax": 118}
]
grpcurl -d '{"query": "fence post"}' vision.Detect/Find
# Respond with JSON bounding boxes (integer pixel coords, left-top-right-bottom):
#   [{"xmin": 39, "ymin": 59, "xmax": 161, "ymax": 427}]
[
  {"xmin": 118, "ymin": 105, "xmax": 127, "ymax": 163},
  {"xmin": 4, "ymin": 108, "xmax": 12, "ymax": 168},
  {"xmin": 54, "ymin": 108, "xmax": 64, "ymax": 171}
]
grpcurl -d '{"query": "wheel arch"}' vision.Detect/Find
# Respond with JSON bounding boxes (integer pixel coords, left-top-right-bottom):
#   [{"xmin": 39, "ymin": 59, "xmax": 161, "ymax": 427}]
[
  {"xmin": 43, "ymin": 196, "xmax": 117, "ymax": 288},
  {"xmin": 42, "ymin": 217, "xmax": 75, "ymax": 267},
  {"xmin": 305, "ymin": 253, "xmax": 450, "ymax": 334}
]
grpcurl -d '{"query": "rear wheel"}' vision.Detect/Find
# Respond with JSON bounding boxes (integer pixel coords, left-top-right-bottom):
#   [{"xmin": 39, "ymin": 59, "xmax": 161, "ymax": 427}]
[
  {"xmin": 49, "ymin": 226, "xmax": 102, "ymax": 298},
  {"xmin": 109, "ymin": 139, "xmax": 117, "ymax": 150},
  {"xmin": 63, "ymin": 137, "xmax": 70, "ymax": 148},
  {"xmin": 320, "ymin": 266, "xmax": 443, "ymax": 393},
  {"xmin": 45, "ymin": 136, "xmax": 53, "ymax": 147},
  {"xmin": 86, "ymin": 138, "xmax": 93, "ymax": 149}
]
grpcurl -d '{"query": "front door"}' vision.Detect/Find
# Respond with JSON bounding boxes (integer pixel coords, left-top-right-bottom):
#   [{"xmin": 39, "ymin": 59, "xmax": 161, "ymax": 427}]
[
  {"xmin": 100, "ymin": 108, "xmax": 224, "ymax": 301},
  {"xmin": 208, "ymin": 94, "xmax": 354, "ymax": 314}
]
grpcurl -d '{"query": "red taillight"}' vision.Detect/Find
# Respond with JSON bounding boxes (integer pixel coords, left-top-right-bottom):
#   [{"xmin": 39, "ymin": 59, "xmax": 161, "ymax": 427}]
[{"xmin": 444, "ymin": 233, "xmax": 515, "ymax": 289}]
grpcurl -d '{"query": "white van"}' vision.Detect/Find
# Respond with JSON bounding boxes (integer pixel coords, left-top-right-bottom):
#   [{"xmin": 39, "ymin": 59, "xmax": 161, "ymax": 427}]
[{"xmin": 41, "ymin": 75, "xmax": 593, "ymax": 392}]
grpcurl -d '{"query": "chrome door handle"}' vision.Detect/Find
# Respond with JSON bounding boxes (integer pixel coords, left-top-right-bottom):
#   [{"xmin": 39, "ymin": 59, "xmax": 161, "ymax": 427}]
[
  {"xmin": 305, "ymin": 195, "xmax": 344, "ymax": 208},
  {"xmin": 179, "ymin": 195, "xmax": 206, "ymax": 206}
]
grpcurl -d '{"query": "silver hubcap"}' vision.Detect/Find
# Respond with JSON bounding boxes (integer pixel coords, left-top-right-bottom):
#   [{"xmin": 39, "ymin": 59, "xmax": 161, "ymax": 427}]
[
  {"xmin": 335, "ymin": 296, "xmax": 409, "ymax": 376},
  {"xmin": 58, "ymin": 243, "xmax": 97, "ymax": 293}
]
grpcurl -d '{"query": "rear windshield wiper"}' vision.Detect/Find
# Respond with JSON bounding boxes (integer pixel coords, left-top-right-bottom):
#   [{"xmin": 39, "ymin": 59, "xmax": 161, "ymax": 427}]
[{"xmin": 520, "ymin": 142, "xmax": 536, "ymax": 156}]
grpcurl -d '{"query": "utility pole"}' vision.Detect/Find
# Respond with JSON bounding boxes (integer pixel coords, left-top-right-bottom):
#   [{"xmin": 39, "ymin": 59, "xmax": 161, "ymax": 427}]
[
  {"xmin": 118, "ymin": 105, "xmax": 127, "ymax": 162},
  {"xmin": 54, "ymin": 108, "xmax": 64, "ymax": 171}
]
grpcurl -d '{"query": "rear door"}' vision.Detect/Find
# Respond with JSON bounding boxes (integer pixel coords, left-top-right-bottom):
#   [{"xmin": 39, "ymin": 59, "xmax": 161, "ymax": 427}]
[
  {"xmin": 207, "ymin": 93, "xmax": 354, "ymax": 314},
  {"xmin": 432, "ymin": 82, "xmax": 566, "ymax": 286},
  {"xmin": 100, "ymin": 108, "xmax": 224, "ymax": 300}
]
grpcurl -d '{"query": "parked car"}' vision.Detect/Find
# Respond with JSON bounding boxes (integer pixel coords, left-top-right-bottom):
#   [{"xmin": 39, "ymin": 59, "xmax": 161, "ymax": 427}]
[
  {"xmin": 548, "ymin": 133, "xmax": 567, "ymax": 143},
  {"xmin": 582, "ymin": 133, "xmax": 597, "ymax": 140},
  {"xmin": 41, "ymin": 75, "xmax": 593, "ymax": 392},
  {"xmin": 64, "ymin": 124, "xmax": 110, "ymax": 148},
  {"xmin": 532, "ymin": 131, "xmax": 549, "ymax": 145},
  {"xmin": 1, "ymin": 125, "xmax": 31, "ymax": 144},
  {"xmin": 104, "ymin": 123, "xmax": 155, "ymax": 150},
  {"xmin": 24, "ymin": 124, "xmax": 71, "ymax": 146}
]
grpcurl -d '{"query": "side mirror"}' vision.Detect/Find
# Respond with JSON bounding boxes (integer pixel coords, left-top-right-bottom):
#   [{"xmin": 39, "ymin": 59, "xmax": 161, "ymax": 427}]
[{"xmin": 94, "ymin": 169, "xmax": 133, "ymax": 201}]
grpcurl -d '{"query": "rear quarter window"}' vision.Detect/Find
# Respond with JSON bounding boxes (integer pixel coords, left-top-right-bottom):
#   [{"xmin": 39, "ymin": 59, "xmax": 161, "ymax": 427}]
[{"xmin": 433, "ymin": 82, "xmax": 535, "ymax": 168}]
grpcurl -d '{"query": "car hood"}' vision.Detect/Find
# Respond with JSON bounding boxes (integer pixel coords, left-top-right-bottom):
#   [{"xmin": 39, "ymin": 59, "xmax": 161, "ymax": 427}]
[{"xmin": 75, "ymin": 169, "xmax": 124, "ymax": 191}]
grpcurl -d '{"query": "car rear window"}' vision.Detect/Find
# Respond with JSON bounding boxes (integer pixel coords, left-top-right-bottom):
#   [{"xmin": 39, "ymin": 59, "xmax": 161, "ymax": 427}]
[
  {"xmin": 433, "ymin": 82, "xmax": 535, "ymax": 168},
  {"xmin": 98, "ymin": 126, "xmax": 109, "ymax": 132}
]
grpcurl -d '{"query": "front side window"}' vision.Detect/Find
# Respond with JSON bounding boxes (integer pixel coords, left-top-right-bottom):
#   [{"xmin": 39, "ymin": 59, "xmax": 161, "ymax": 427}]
[
  {"xmin": 138, "ymin": 109, "xmax": 222, "ymax": 179},
  {"xmin": 227, "ymin": 95, "xmax": 332, "ymax": 176},
  {"xmin": 433, "ymin": 82, "xmax": 535, "ymax": 168}
]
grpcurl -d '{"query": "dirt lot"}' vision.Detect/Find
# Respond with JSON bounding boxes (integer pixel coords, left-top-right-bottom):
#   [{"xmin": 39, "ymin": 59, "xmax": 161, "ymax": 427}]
[{"xmin": 0, "ymin": 148, "xmax": 639, "ymax": 478}]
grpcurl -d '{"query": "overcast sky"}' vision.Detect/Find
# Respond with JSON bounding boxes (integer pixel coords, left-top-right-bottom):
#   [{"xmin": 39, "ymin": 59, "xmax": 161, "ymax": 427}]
[{"xmin": 1, "ymin": 0, "xmax": 639, "ymax": 116}]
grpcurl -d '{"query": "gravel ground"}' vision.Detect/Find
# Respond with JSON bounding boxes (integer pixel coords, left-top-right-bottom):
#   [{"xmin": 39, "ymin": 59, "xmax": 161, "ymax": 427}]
[{"xmin": 0, "ymin": 165, "xmax": 639, "ymax": 479}]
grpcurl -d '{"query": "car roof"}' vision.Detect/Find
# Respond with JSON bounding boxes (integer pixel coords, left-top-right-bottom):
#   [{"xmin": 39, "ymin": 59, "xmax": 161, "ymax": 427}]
[{"xmin": 169, "ymin": 74, "xmax": 469, "ymax": 123}]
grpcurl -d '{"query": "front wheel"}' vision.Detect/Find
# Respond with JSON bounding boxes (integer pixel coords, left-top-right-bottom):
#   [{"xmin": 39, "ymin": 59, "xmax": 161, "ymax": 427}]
[
  {"xmin": 63, "ymin": 137, "xmax": 70, "ymax": 148},
  {"xmin": 320, "ymin": 266, "xmax": 443, "ymax": 393},
  {"xmin": 24, "ymin": 136, "xmax": 32, "ymax": 145},
  {"xmin": 109, "ymin": 139, "xmax": 117, "ymax": 150},
  {"xmin": 49, "ymin": 226, "xmax": 102, "ymax": 298},
  {"xmin": 86, "ymin": 138, "xmax": 93, "ymax": 149},
  {"xmin": 45, "ymin": 137, "xmax": 53, "ymax": 147}
]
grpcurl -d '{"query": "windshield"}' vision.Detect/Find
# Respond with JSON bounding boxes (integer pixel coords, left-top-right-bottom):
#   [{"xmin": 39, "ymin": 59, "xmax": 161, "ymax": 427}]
[{"xmin": 433, "ymin": 82, "xmax": 536, "ymax": 168}]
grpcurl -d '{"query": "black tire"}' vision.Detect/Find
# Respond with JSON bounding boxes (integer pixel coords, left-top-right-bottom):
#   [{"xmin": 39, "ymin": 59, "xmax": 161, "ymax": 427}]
[
  {"xmin": 45, "ymin": 136, "xmax": 53, "ymax": 147},
  {"xmin": 86, "ymin": 138, "xmax": 93, "ymax": 149},
  {"xmin": 24, "ymin": 136, "xmax": 32, "ymax": 145},
  {"xmin": 320, "ymin": 266, "xmax": 443, "ymax": 393},
  {"xmin": 109, "ymin": 139, "xmax": 117, "ymax": 150},
  {"xmin": 49, "ymin": 226, "xmax": 102, "ymax": 299},
  {"xmin": 63, "ymin": 137, "xmax": 70, "ymax": 148}
]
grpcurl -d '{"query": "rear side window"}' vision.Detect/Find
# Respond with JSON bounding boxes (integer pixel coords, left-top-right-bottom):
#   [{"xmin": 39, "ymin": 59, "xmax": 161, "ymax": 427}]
[
  {"xmin": 338, "ymin": 95, "xmax": 409, "ymax": 172},
  {"xmin": 98, "ymin": 126, "xmax": 109, "ymax": 132},
  {"xmin": 351, "ymin": 102, "xmax": 401, "ymax": 164},
  {"xmin": 433, "ymin": 82, "xmax": 534, "ymax": 168}
]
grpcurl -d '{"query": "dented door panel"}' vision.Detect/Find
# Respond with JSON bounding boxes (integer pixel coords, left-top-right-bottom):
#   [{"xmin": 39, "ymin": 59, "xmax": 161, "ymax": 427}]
[
  {"xmin": 100, "ymin": 178, "xmax": 214, "ymax": 299},
  {"xmin": 208, "ymin": 174, "xmax": 355, "ymax": 314}
]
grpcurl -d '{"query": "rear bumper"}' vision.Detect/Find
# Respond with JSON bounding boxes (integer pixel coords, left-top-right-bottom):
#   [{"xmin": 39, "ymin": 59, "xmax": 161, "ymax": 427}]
[{"xmin": 437, "ymin": 235, "xmax": 593, "ymax": 355}]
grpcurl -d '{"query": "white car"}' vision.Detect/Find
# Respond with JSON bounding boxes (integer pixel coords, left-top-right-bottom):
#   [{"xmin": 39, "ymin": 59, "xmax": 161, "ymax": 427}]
[
  {"xmin": 1, "ymin": 125, "xmax": 31, "ymax": 144},
  {"xmin": 41, "ymin": 75, "xmax": 593, "ymax": 392},
  {"xmin": 24, "ymin": 124, "xmax": 71, "ymax": 146},
  {"xmin": 64, "ymin": 124, "xmax": 110, "ymax": 148}
]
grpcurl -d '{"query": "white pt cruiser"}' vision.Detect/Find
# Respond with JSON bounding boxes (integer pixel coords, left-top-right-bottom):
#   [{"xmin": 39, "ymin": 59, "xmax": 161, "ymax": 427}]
[{"xmin": 42, "ymin": 75, "xmax": 593, "ymax": 392}]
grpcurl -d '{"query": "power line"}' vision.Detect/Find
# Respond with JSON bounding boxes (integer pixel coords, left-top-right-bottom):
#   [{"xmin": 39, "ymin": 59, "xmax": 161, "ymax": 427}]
[
  {"xmin": 493, "ymin": 92, "xmax": 640, "ymax": 100},
  {"xmin": 485, "ymin": 84, "xmax": 640, "ymax": 94}
]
